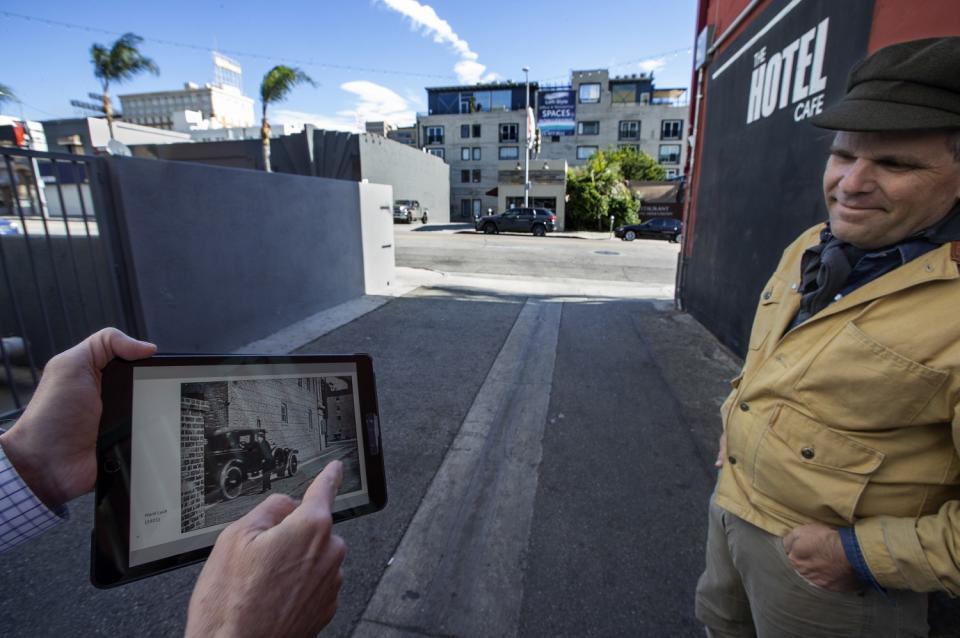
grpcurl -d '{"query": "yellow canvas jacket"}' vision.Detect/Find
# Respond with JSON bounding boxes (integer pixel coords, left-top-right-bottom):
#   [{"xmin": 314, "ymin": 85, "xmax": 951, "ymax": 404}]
[{"xmin": 715, "ymin": 223, "xmax": 960, "ymax": 595}]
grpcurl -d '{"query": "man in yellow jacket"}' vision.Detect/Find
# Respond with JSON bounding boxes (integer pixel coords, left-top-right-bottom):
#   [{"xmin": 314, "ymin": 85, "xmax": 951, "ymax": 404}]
[{"xmin": 695, "ymin": 37, "xmax": 960, "ymax": 637}]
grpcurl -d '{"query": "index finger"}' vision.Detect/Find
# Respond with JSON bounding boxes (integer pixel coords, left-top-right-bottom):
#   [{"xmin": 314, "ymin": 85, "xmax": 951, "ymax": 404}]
[{"xmin": 299, "ymin": 460, "xmax": 344, "ymax": 517}]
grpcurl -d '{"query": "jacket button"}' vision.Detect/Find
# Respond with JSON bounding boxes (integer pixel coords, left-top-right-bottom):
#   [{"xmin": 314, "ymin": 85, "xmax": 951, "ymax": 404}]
[
  {"xmin": 739, "ymin": 402, "xmax": 750, "ymax": 412},
  {"xmin": 801, "ymin": 447, "xmax": 815, "ymax": 459},
  {"xmin": 728, "ymin": 456, "xmax": 737, "ymax": 465},
  {"xmin": 762, "ymin": 291, "xmax": 772, "ymax": 300}
]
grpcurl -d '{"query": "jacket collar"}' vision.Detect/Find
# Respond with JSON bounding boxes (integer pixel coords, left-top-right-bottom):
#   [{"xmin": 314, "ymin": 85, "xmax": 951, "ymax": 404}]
[{"xmin": 780, "ymin": 236, "xmax": 959, "ymax": 338}]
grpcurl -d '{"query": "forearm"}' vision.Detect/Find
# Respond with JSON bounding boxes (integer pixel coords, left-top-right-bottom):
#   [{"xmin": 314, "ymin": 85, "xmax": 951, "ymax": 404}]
[{"xmin": 856, "ymin": 501, "xmax": 960, "ymax": 594}]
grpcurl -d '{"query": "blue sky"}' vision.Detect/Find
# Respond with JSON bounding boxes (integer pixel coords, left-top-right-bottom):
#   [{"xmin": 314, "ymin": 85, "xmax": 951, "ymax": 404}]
[{"xmin": 1, "ymin": 1, "xmax": 696, "ymax": 130}]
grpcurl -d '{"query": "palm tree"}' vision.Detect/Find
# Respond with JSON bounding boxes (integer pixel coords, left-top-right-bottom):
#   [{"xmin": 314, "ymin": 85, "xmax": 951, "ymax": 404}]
[
  {"xmin": 259, "ymin": 65, "xmax": 316, "ymax": 172},
  {"xmin": 90, "ymin": 33, "xmax": 159, "ymax": 139},
  {"xmin": 0, "ymin": 83, "xmax": 16, "ymax": 110}
]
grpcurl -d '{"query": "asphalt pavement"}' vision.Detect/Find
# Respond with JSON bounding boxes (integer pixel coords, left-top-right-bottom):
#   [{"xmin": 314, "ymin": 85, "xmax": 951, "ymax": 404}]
[{"xmin": 0, "ymin": 228, "xmax": 742, "ymax": 637}]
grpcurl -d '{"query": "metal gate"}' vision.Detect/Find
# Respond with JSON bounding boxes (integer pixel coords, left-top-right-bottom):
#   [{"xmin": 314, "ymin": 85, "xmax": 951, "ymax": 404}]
[{"xmin": 0, "ymin": 147, "xmax": 135, "ymax": 420}]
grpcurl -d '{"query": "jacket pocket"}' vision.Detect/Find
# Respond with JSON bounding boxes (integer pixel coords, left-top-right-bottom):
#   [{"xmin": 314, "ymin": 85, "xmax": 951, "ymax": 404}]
[
  {"xmin": 794, "ymin": 322, "xmax": 948, "ymax": 429},
  {"xmin": 752, "ymin": 404, "xmax": 884, "ymax": 525},
  {"xmin": 748, "ymin": 277, "xmax": 787, "ymax": 351}
]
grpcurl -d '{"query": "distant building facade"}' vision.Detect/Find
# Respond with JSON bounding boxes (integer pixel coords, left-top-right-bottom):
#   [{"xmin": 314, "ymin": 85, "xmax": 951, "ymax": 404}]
[
  {"xmin": 417, "ymin": 71, "xmax": 688, "ymax": 220},
  {"xmin": 119, "ymin": 54, "xmax": 255, "ymax": 131},
  {"xmin": 386, "ymin": 124, "xmax": 418, "ymax": 147},
  {"xmin": 365, "ymin": 121, "xmax": 396, "ymax": 136}
]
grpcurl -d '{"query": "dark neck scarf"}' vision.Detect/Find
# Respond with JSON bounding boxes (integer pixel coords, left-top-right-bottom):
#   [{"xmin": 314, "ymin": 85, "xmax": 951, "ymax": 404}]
[{"xmin": 796, "ymin": 201, "xmax": 960, "ymax": 323}]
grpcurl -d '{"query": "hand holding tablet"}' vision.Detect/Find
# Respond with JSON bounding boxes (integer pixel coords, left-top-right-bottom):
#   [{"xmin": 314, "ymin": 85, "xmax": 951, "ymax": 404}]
[{"xmin": 93, "ymin": 352, "xmax": 387, "ymax": 587}]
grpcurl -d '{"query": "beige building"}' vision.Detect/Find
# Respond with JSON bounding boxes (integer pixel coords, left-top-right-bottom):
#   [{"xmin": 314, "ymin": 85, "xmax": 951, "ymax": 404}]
[
  {"xmin": 120, "ymin": 82, "xmax": 255, "ymax": 131},
  {"xmin": 550, "ymin": 70, "xmax": 687, "ymax": 178},
  {"xmin": 497, "ymin": 159, "xmax": 568, "ymax": 229},
  {"xmin": 418, "ymin": 70, "xmax": 688, "ymax": 221},
  {"xmin": 120, "ymin": 54, "xmax": 255, "ymax": 132}
]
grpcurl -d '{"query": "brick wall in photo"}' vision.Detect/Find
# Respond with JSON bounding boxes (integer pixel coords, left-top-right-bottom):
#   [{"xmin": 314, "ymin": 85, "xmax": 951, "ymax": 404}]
[
  {"xmin": 227, "ymin": 378, "xmax": 324, "ymax": 461},
  {"xmin": 180, "ymin": 397, "xmax": 208, "ymax": 532}
]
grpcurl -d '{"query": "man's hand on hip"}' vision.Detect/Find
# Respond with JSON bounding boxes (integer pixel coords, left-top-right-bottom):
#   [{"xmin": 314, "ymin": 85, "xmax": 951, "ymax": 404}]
[
  {"xmin": 715, "ymin": 432, "xmax": 727, "ymax": 468},
  {"xmin": 783, "ymin": 524, "xmax": 861, "ymax": 592}
]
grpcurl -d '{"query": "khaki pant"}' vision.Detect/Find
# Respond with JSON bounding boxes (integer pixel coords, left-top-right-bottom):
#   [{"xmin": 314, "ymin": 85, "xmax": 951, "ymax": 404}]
[{"xmin": 695, "ymin": 499, "xmax": 928, "ymax": 638}]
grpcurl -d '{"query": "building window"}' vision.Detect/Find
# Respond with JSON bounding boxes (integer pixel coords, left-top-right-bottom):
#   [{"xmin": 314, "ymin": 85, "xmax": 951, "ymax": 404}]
[
  {"xmin": 281, "ymin": 402, "xmax": 288, "ymax": 423},
  {"xmin": 577, "ymin": 146, "xmax": 598, "ymax": 160},
  {"xmin": 427, "ymin": 148, "xmax": 445, "ymax": 159},
  {"xmin": 577, "ymin": 121, "xmax": 599, "ymax": 135},
  {"xmin": 611, "ymin": 83, "xmax": 637, "ymax": 104},
  {"xmin": 461, "ymin": 169, "xmax": 470, "ymax": 183},
  {"xmin": 665, "ymin": 168, "xmax": 679, "ymax": 179},
  {"xmin": 472, "ymin": 147, "xmax": 481, "ymax": 161},
  {"xmin": 460, "ymin": 124, "xmax": 470, "ymax": 138},
  {"xmin": 472, "ymin": 169, "xmax": 481, "ymax": 183},
  {"xmin": 461, "ymin": 147, "xmax": 471, "ymax": 161},
  {"xmin": 579, "ymin": 83, "xmax": 601, "ymax": 104},
  {"xmin": 308, "ymin": 411, "xmax": 314, "ymax": 429},
  {"xmin": 472, "ymin": 124, "xmax": 482, "ymax": 138},
  {"xmin": 661, "ymin": 119, "xmax": 683, "ymax": 140},
  {"xmin": 499, "ymin": 123, "xmax": 518, "ymax": 143},
  {"xmin": 425, "ymin": 126, "xmax": 444, "ymax": 145},
  {"xmin": 618, "ymin": 144, "xmax": 640, "ymax": 152},
  {"xmin": 659, "ymin": 144, "xmax": 681, "ymax": 165},
  {"xmin": 499, "ymin": 146, "xmax": 519, "ymax": 160},
  {"xmin": 551, "ymin": 135, "xmax": 560, "ymax": 143},
  {"xmin": 619, "ymin": 121, "xmax": 640, "ymax": 140},
  {"xmin": 298, "ymin": 378, "xmax": 303, "ymax": 387}
]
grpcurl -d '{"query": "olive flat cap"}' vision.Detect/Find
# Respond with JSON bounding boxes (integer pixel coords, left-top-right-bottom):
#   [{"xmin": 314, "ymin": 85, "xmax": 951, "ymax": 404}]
[{"xmin": 810, "ymin": 36, "xmax": 960, "ymax": 131}]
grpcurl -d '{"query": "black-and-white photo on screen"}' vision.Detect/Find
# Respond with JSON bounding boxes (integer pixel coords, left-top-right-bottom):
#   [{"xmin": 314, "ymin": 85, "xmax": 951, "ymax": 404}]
[{"xmin": 179, "ymin": 376, "xmax": 361, "ymax": 532}]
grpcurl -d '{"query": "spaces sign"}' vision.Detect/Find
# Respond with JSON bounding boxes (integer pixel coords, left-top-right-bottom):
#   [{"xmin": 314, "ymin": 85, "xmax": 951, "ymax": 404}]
[{"xmin": 537, "ymin": 90, "xmax": 575, "ymax": 136}]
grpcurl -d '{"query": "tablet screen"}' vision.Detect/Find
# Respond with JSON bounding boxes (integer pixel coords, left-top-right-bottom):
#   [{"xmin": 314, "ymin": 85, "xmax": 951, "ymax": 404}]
[{"xmin": 127, "ymin": 362, "xmax": 369, "ymax": 567}]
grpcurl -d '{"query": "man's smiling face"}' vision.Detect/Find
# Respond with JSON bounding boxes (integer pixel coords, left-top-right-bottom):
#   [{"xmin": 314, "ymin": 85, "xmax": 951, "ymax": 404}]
[{"xmin": 823, "ymin": 130, "xmax": 960, "ymax": 249}]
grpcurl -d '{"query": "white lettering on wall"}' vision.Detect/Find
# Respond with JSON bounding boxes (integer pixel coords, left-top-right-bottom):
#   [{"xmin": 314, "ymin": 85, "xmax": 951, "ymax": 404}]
[{"xmin": 745, "ymin": 17, "xmax": 830, "ymax": 125}]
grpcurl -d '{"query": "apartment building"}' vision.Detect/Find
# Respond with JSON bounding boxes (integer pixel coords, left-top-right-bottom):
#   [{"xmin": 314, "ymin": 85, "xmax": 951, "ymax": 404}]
[
  {"xmin": 554, "ymin": 70, "xmax": 687, "ymax": 176},
  {"xmin": 417, "ymin": 82, "xmax": 535, "ymax": 220},
  {"xmin": 418, "ymin": 71, "xmax": 687, "ymax": 220}
]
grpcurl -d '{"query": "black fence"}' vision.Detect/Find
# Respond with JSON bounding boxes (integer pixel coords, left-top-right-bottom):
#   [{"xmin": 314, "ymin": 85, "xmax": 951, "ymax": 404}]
[{"xmin": 0, "ymin": 147, "xmax": 135, "ymax": 420}]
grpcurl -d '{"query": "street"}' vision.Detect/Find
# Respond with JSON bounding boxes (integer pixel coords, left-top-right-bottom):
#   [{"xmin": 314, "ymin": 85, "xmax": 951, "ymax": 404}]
[{"xmin": 0, "ymin": 226, "xmax": 739, "ymax": 637}]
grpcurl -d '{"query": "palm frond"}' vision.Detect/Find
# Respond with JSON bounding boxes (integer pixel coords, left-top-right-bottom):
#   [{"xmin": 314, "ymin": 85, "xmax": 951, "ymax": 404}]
[{"xmin": 260, "ymin": 66, "xmax": 317, "ymax": 105}]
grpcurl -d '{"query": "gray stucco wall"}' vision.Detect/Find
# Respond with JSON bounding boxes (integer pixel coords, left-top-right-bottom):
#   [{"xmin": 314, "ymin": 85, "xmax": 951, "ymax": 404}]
[
  {"xmin": 106, "ymin": 156, "xmax": 368, "ymax": 352},
  {"xmin": 358, "ymin": 133, "xmax": 451, "ymax": 223}
]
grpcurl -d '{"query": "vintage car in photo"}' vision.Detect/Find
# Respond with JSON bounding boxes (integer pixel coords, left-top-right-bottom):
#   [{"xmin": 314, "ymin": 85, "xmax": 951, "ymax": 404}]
[{"xmin": 204, "ymin": 428, "xmax": 300, "ymax": 501}]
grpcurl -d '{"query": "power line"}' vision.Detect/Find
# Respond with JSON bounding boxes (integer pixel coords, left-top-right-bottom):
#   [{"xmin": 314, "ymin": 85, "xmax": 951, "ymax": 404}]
[{"xmin": 0, "ymin": 9, "xmax": 458, "ymax": 81}]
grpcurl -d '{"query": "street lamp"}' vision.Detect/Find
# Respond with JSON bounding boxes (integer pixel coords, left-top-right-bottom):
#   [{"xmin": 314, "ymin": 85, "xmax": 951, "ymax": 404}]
[{"xmin": 523, "ymin": 66, "xmax": 530, "ymax": 208}]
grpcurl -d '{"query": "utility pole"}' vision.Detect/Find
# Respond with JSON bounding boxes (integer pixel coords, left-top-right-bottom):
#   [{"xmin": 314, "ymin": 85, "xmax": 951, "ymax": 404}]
[{"xmin": 523, "ymin": 66, "xmax": 530, "ymax": 208}]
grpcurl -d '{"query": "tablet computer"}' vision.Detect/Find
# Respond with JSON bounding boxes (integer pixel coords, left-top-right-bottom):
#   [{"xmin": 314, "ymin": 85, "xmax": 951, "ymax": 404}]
[{"xmin": 92, "ymin": 354, "xmax": 386, "ymax": 588}]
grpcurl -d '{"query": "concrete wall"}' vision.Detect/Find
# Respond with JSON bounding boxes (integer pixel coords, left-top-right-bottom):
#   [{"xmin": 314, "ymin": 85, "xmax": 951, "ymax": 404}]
[
  {"xmin": 106, "ymin": 156, "xmax": 378, "ymax": 352},
  {"xmin": 358, "ymin": 133, "xmax": 450, "ymax": 223},
  {"xmin": 357, "ymin": 182, "xmax": 396, "ymax": 293}
]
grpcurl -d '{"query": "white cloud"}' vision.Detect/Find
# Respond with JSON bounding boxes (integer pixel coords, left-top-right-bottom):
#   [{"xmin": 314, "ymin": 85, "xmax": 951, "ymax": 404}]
[
  {"xmin": 341, "ymin": 80, "xmax": 417, "ymax": 126},
  {"xmin": 637, "ymin": 57, "xmax": 668, "ymax": 75},
  {"xmin": 271, "ymin": 109, "xmax": 360, "ymax": 132},
  {"xmin": 271, "ymin": 80, "xmax": 417, "ymax": 132},
  {"xmin": 379, "ymin": 0, "xmax": 497, "ymax": 84}
]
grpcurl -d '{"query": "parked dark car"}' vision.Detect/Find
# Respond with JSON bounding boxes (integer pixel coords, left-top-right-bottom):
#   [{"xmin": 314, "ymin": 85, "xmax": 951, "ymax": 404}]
[
  {"xmin": 475, "ymin": 207, "xmax": 556, "ymax": 236},
  {"xmin": 615, "ymin": 217, "xmax": 683, "ymax": 242},
  {"xmin": 393, "ymin": 200, "xmax": 428, "ymax": 224},
  {"xmin": 204, "ymin": 428, "xmax": 299, "ymax": 501}
]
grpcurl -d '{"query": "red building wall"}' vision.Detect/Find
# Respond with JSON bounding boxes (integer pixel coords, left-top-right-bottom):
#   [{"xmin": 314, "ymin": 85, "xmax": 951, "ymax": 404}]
[{"xmin": 681, "ymin": 0, "xmax": 960, "ymax": 355}]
